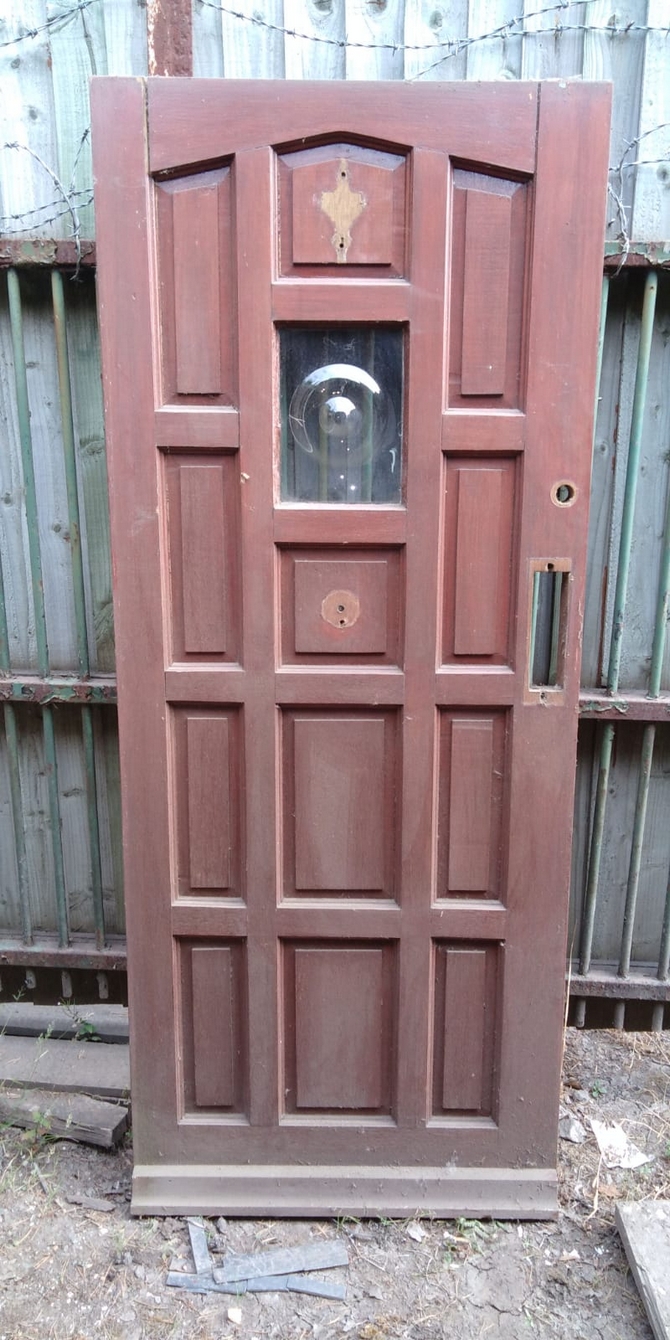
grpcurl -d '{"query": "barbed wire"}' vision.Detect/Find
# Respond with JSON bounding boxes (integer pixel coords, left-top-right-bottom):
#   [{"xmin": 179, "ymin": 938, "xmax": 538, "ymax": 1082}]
[
  {"xmin": 199, "ymin": 0, "xmax": 670, "ymax": 54},
  {"xmin": 1, "ymin": 131, "xmax": 92, "ymax": 270},
  {"xmin": 0, "ymin": 188, "xmax": 93, "ymax": 226},
  {"xmin": 0, "ymin": 5, "xmax": 668, "ymax": 255},
  {"xmin": 1, "ymin": 0, "xmax": 669, "ymax": 56},
  {"xmin": 0, "ymin": 199, "xmax": 94, "ymax": 237},
  {"xmin": 0, "ymin": 0, "xmax": 99, "ymax": 51}
]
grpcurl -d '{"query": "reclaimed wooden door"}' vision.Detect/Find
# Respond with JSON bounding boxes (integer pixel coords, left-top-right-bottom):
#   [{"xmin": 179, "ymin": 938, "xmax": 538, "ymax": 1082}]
[{"xmin": 92, "ymin": 78, "xmax": 610, "ymax": 1217}]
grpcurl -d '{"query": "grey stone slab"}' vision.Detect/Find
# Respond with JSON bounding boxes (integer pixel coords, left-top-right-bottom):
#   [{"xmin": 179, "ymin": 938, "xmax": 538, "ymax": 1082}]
[
  {"xmin": 616, "ymin": 1201, "xmax": 670, "ymax": 1340},
  {"xmin": 213, "ymin": 1239, "xmax": 348, "ymax": 1284},
  {"xmin": 187, "ymin": 1219, "xmax": 212, "ymax": 1275}
]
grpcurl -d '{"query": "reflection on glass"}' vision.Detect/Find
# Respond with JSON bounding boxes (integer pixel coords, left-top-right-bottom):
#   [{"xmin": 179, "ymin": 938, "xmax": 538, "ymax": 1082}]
[{"xmin": 280, "ymin": 328, "xmax": 403, "ymax": 503}]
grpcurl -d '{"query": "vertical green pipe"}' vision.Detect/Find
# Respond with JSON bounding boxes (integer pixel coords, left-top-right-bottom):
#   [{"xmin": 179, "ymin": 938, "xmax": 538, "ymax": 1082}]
[
  {"xmin": 43, "ymin": 705, "xmax": 69, "ymax": 948},
  {"xmin": 657, "ymin": 867, "xmax": 670, "ymax": 982},
  {"xmin": 7, "ymin": 269, "xmax": 48, "ymax": 676},
  {"xmin": 615, "ymin": 274, "xmax": 664, "ymax": 980},
  {"xmin": 0, "ymin": 543, "xmax": 9, "ymax": 676},
  {"xmin": 8, "ymin": 269, "xmax": 69, "ymax": 946},
  {"xmin": 618, "ymin": 722, "xmax": 655, "ymax": 977},
  {"xmin": 579, "ymin": 721, "xmax": 615, "ymax": 975},
  {"xmin": 52, "ymin": 270, "xmax": 105, "ymax": 945},
  {"xmin": 51, "ymin": 270, "xmax": 89, "ymax": 677},
  {"xmin": 649, "ymin": 465, "xmax": 670, "ymax": 1000},
  {"xmin": 3, "ymin": 704, "xmax": 31, "ymax": 945},
  {"xmin": 82, "ymin": 706, "xmax": 106, "ymax": 949},
  {"xmin": 577, "ymin": 277, "xmax": 613, "ymax": 977},
  {"xmin": 648, "ymin": 477, "xmax": 670, "ymax": 700},
  {"xmin": 607, "ymin": 270, "xmax": 658, "ymax": 694}
]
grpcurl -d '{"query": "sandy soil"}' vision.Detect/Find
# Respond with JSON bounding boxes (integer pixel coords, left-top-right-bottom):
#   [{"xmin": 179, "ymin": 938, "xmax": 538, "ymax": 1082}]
[{"xmin": 0, "ymin": 1027, "xmax": 668, "ymax": 1340}]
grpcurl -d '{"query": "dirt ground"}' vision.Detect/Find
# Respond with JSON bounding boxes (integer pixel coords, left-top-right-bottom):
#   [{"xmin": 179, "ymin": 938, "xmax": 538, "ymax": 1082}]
[{"xmin": 0, "ymin": 1027, "xmax": 668, "ymax": 1340}]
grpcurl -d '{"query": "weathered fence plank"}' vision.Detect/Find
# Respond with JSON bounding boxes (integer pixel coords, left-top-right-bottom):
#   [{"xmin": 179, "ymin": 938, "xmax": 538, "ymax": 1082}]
[
  {"xmin": 284, "ymin": 0, "xmax": 345, "ymax": 79},
  {"xmin": 2, "ymin": 0, "xmax": 670, "ymax": 998}
]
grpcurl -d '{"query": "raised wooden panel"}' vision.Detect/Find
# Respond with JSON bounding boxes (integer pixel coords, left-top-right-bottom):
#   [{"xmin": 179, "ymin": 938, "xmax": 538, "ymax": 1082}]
[
  {"xmin": 448, "ymin": 172, "xmax": 528, "ymax": 409},
  {"xmin": 279, "ymin": 548, "xmax": 403, "ymax": 665},
  {"xmin": 172, "ymin": 709, "xmax": 243, "ymax": 897},
  {"xmin": 462, "ymin": 192, "xmax": 511, "ymax": 396},
  {"xmin": 442, "ymin": 458, "xmax": 516, "ymax": 665},
  {"xmin": 437, "ymin": 712, "xmax": 507, "ymax": 899},
  {"xmin": 156, "ymin": 167, "xmax": 236, "ymax": 404},
  {"xmin": 179, "ymin": 941, "xmax": 247, "ymax": 1113},
  {"xmin": 278, "ymin": 143, "xmax": 407, "ymax": 278},
  {"xmin": 282, "ymin": 942, "xmax": 395, "ymax": 1114},
  {"xmin": 282, "ymin": 711, "xmax": 400, "ymax": 898},
  {"xmin": 432, "ymin": 943, "xmax": 499, "ymax": 1116},
  {"xmin": 164, "ymin": 456, "xmax": 241, "ymax": 663}
]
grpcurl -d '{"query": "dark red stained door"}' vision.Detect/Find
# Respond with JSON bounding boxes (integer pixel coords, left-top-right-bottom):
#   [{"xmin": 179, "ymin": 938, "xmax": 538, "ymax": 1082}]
[{"xmin": 92, "ymin": 78, "xmax": 610, "ymax": 1217}]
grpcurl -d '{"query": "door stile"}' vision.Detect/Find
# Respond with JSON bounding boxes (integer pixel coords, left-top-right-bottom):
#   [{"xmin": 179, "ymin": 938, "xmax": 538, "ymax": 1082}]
[
  {"xmin": 91, "ymin": 79, "xmax": 178, "ymax": 1156},
  {"xmin": 235, "ymin": 147, "xmax": 281, "ymax": 1131},
  {"xmin": 395, "ymin": 150, "xmax": 449, "ymax": 1130},
  {"xmin": 496, "ymin": 83, "xmax": 611, "ymax": 1157}
]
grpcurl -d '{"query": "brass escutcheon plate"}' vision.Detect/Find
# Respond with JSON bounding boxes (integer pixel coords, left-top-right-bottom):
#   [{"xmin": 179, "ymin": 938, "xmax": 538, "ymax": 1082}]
[{"xmin": 321, "ymin": 589, "xmax": 361, "ymax": 629}]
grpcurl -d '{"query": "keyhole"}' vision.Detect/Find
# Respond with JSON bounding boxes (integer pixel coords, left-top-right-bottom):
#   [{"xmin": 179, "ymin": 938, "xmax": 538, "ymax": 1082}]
[{"xmin": 337, "ymin": 604, "xmax": 345, "ymax": 612}]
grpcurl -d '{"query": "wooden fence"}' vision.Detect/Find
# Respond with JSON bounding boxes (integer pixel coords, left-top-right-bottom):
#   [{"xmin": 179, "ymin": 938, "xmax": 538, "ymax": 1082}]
[{"xmin": 1, "ymin": 0, "xmax": 669, "ymax": 1022}]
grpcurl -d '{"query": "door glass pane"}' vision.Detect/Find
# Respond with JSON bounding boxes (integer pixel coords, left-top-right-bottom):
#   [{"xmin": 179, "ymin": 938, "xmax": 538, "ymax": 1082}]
[{"xmin": 280, "ymin": 327, "xmax": 403, "ymax": 503}]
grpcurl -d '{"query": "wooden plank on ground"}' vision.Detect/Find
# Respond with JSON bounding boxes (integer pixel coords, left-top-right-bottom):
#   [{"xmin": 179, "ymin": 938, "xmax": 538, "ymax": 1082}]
[
  {"xmin": 0, "ymin": 1003, "xmax": 129, "ymax": 1043},
  {"xmin": 616, "ymin": 1201, "xmax": 670, "ymax": 1340},
  {"xmin": 0, "ymin": 1087, "xmax": 128, "ymax": 1148},
  {"xmin": 0, "ymin": 1035, "xmax": 129, "ymax": 1099}
]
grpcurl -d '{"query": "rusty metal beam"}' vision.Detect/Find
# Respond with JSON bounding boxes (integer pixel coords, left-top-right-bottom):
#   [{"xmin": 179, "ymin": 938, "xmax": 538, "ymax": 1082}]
[
  {"xmin": 0, "ymin": 238, "xmax": 95, "ymax": 268},
  {"xmin": 569, "ymin": 964, "xmax": 670, "ymax": 1001},
  {"xmin": 0, "ymin": 676, "xmax": 117, "ymax": 705},
  {"xmin": 579, "ymin": 690, "xmax": 670, "ymax": 721},
  {"xmin": 1, "ymin": 239, "xmax": 667, "ymax": 274},
  {"xmin": 604, "ymin": 242, "xmax": 670, "ymax": 270},
  {"xmin": 147, "ymin": 0, "xmax": 193, "ymax": 76},
  {"xmin": 0, "ymin": 936, "xmax": 125, "ymax": 973}
]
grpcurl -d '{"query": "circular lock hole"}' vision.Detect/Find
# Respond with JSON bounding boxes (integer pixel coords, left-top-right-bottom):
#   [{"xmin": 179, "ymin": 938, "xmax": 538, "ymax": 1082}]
[
  {"xmin": 337, "ymin": 604, "xmax": 345, "ymax": 613},
  {"xmin": 553, "ymin": 481, "xmax": 576, "ymax": 507}
]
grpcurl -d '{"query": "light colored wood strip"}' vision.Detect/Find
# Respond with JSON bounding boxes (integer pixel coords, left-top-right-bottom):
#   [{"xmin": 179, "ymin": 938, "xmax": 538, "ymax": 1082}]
[{"xmin": 155, "ymin": 408, "xmax": 239, "ymax": 451}]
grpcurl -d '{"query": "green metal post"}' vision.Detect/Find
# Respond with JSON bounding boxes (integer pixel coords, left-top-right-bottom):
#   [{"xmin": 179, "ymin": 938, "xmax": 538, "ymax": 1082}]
[
  {"xmin": 3, "ymin": 704, "xmax": 31, "ymax": 945},
  {"xmin": 578, "ymin": 276, "xmax": 614, "ymax": 977},
  {"xmin": 82, "ymin": 706, "xmax": 106, "ymax": 949},
  {"xmin": 51, "ymin": 269, "xmax": 90, "ymax": 678},
  {"xmin": 0, "ymin": 543, "xmax": 9, "ymax": 676},
  {"xmin": 578, "ymin": 721, "xmax": 614, "ymax": 975},
  {"xmin": 7, "ymin": 269, "xmax": 48, "ymax": 676},
  {"xmin": 648, "ymin": 475, "xmax": 670, "ymax": 701},
  {"xmin": 42, "ymin": 704, "xmax": 70, "ymax": 947},
  {"xmin": 52, "ymin": 270, "xmax": 105, "ymax": 946},
  {"xmin": 617, "ymin": 346, "xmax": 670, "ymax": 981},
  {"xmin": 607, "ymin": 271, "xmax": 658, "ymax": 694},
  {"xmin": 8, "ymin": 269, "xmax": 69, "ymax": 947},
  {"xmin": 618, "ymin": 723, "xmax": 655, "ymax": 977}
]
